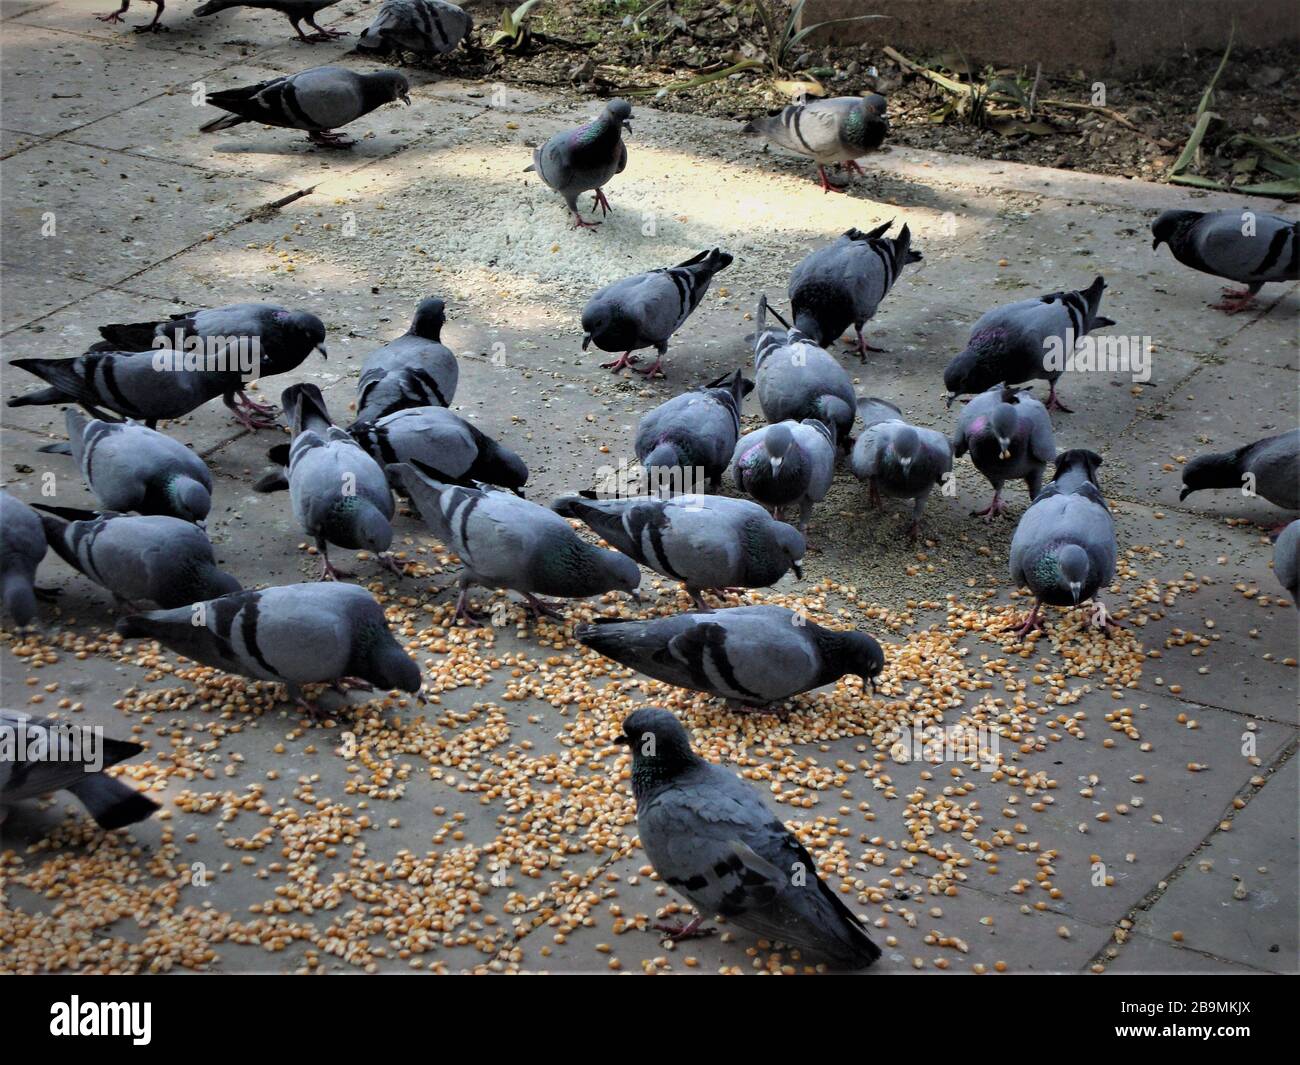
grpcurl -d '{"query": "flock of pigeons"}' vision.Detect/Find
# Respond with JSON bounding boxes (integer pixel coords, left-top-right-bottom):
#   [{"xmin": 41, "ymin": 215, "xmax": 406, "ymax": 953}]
[{"xmin": 2, "ymin": 5, "xmax": 1299, "ymax": 970}]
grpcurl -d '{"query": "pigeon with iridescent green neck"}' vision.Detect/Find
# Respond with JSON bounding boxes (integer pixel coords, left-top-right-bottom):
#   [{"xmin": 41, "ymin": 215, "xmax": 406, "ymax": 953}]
[
  {"xmin": 526, "ymin": 99, "xmax": 632, "ymax": 228},
  {"xmin": 42, "ymin": 408, "xmax": 213, "ymax": 523},
  {"xmin": 35, "ymin": 506, "xmax": 240, "ymax": 610},
  {"xmin": 1009, "ymin": 448, "xmax": 1117, "ymax": 637},
  {"xmin": 743, "ymin": 94, "xmax": 888, "ymax": 192},
  {"xmin": 752, "ymin": 295, "xmax": 856, "ymax": 446}
]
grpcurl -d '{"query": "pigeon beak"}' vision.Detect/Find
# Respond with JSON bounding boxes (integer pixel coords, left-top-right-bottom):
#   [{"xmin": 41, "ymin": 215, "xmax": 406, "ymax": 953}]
[
  {"xmin": 1069, "ymin": 581, "xmax": 1082, "ymax": 604},
  {"xmin": 581, "ymin": 333, "xmax": 592, "ymax": 352},
  {"xmin": 792, "ymin": 560, "xmax": 804, "ymax": 580},
  {"xmin": 400, "ymin": 92, "xmax": 412, "ymax": 106},
  {"xmin": 1151, "ymin": 237, "xmax": 1161, "ymax": 250},
  {"xmin": 945, "ymin": 393, "xmax": 957, "ymax": 409},
  {"xmin": 770, "ymin": 456, "xmax": 783, "ymax": 473},
  {"xmin": 315, "ymin": 344, "xmax": 328, "ymax": 358},
  {"xmin": 899, "ymin": 457, "xmax": 912, "ymax": 473},
  {"xmin": 1178, "ymin": 486, "xmax": 1192, "ymax": 501}
]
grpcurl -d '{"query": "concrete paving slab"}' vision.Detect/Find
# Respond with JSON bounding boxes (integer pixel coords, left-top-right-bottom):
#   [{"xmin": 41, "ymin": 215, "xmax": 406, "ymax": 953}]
[{"xmin": 1131, "ymin": 753, "xmax": 1298, "ymax": 973}]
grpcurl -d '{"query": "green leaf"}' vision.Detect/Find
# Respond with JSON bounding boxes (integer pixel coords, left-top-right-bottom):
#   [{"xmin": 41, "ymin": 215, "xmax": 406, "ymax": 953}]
[
  {"xmin": 1235, "ymin": 177, "xmax": 1300, "ymax": 196},
  {"xmin": 1168, "ymin": 110, "xmax": 1216, "ymax": 176}
]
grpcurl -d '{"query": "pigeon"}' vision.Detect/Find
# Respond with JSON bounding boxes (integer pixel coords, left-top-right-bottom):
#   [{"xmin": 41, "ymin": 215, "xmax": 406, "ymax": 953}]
[
  {"xmin": 788, "ymin": 221, "xmax": 922, "ymax": 357},
  {"xmin": 951, "ymin": 385, "xmax": 1056, "ymax": 519},
  {"xmin": 35, "ymin": 505, "xmax": 241, "ymax": 610},
  {"xmin": 1273, "ymin": 519, "xmax": 1299, "ymax": 602},
  {"xmin": 17, "ymin": 302, "xmax": 329, "ymax": 431},
  {"xmin": 576, "ymin": 604, "xmax": 883, "ymax": 707},
  {"xmin": 41, "ymin": 408, "xmax": 213, "ymax": 523},
  {"xmin": 8, "ymin": 349, "xmax": 234, "ymax": 431},
  {"xmin": 752, "ymin": 296, "xmax": 856, "ymax": 446},
  {"xmin": 943, "ymin": 276, "xmax": 1115, "ymax": 413},
  {"xmin": 0, "ymin": 490, "xmax": 48, "ymax": 628},
  {"xmin": 115, "ymin": 583, "xmax": 422, "ymax": 710},
  {"xmin": 551, "ymin": 493, "xmax": 805, "ymax": 610},
  {"xmin": 731, "ymin": 419, "xmax": 836, "ymax": 532},
  {"xmin": 357, "ymin": 0, "xmax": 472, "ymax": 55},
  {"xmin": 1179, "ymin": 428, "xmax": 1300, "ymax": 519},
  {"xmin": 851, "ymin": 398, "xmax": 953, "ymax": 538},
  {"xmin": 0, "ymin": 710, "xmax": 159, "ymax": 831},
  {"xmin": 199, "ymin": 66, "xmax": 411, "ymax": 149},
  {"xmin": 618, "ymin": 706, "xmax": 881, "ymax": 966},
  {"xmin": 526, "ymin": 99, "xmax": 632, "ymax": 229},
  {"xmin": 581, "ymin": 249, "xmax": 734, "ymax": 377},
  {"xmin": 351, "ymin": 297, "xmax": 459, "ymax": 426},
  {"xmin": 195, "ymin": 0, "xmax": 345, "ymax": 42},
  {"xmin": 95, "ymin": 1, "xmax": 165, "ymax": 33},
  {"xmin": 254, "ymin": 384, "xmax": 397, "ymax": 581},
  {"xmin": 392, "ymin": 462, "xmax": 641, "ymax": 623},
  {"xmin": 743, "ymin": 94, "xmax": 889, "ymax": 192},
  {"xmin": 349, "ymin": 406, "xmax": 528, "ymax": 494},
  {"xmin": 634, "ymin": 369, "xmax": 751, "ymax": 493},
  {"xmin": 1152, "ymin": 208, "xmax": 1298, "ymax": 313},
  {"xmin": 1009, "ymin": 448, "xmax": 1117, "ymax": 636}
]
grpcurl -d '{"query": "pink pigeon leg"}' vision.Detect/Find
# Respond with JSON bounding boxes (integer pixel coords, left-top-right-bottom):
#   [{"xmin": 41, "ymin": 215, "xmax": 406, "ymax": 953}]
[
  {"xmin": 1209, "ymin": 287, "xmax": 1259, "ymax": 314},
  {"xmin": 1045, "ymin": 380, "xmax": 1074, "ymax": 414},
  {"xmin": 593, "ymin": 188, "xmax": 612, "ymax": 216},
  {"xmin": 971, "ymin": 491, "xmax": 1007, "ymax": 520},
  {"xmin": 600, "ymin": 352, "xmax": 639, "ymax": 373},
  {"xmin": 307, "ymin": 129, "xmax": 355, "ymax": 149},
  {"xmin": 817, "ymin": 165, "xmax": 846, "ymax": 194},
  {"xmin": 1014, "ymin": 601, "xmax": 1045, "ymax": 639},
  {"xmin": 97, "ymin": 2, "xmax": 128, "ymax": 22},
  {"xmin": 653, "ymin": 915, "xmax": 716, "ymax": 940},
  {"xmin": 631, "ymin": 356, "xmax": 666, "ymax": 378}
]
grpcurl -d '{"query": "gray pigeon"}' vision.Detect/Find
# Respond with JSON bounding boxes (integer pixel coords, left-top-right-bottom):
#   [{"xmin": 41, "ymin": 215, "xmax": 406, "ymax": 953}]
[
  {"xmin": 195, "ymin": 0, "xmax": 344, "ymax": 41},
  {"xmin": 526, "ymin": 99, "xmax": 632, "ymax": 228},
  {"xmin": 576, "ymin": 604, "xmax": 884, "ymax": 707},
  {"xmin": 115, "ymin": 583, "xmax": 422, "ymax": 710},
  {"xmin": 349, "ymin": 406, "xmax": 528, "ymax": 494},
  {"xmin": 1273, "ymin": 520, "xmax": 1299, "ymax": 602},
  {"xmin": 255, "ymin": 384, "xmax": 397, "ymax": 581},
  {"xmin": 199, "ymin": 66, "xmax": 411, "ymax": 149},
  {"xmin": 11, "ymin": 303, "xmax": 328, "ymax": 431},
  {"xmin": 0, "ymin": 710, "xmax": 159, "ymax": 831},
  {"xmin": 618, "ymin": 706, "xmax": 881, "ymax": 966},
  {"xmin": 8, "ymin": 349, "xmax": 233, "ymax": 431},
  {"xmin": 581, "ymin": 249, "xmax": 734, "ymax": 377},
  {"xmin": 1180, "ymin": 428, "xmax": 1300, "ymax": 517},
  {"xmin": 753, "ymin": 296, "xmax": 856, "ymax": 446},
  {"xmin": 392, "ymin": 462, "xmax": 641, "ymax": 623},
  {"xmin": 789, "ymin": 221, "xmax": 922, "ymax": 357},
  {"xmin": 551, "ymin": 493, "xmax": 805, "ymax": 610},
  {"xmin": 1009, "ymin": 448, "xmax": 1117, "ymax": 637},
  {"xmin": 951, "ymin": 385, "xmax": 1056, "ymax": 519},
  {"xmin": 357, "ymin": 0, "xmax": 472, "ymax": 55},
  {"xmin": 1152, "ymin": 209, "xmax": 1298, "ymax": 313},
  {"xmin": 42, "ymin": 408, "xmax": 213, "ymax": 523},
  {"xmin": 743, "ymin": 94, "xmax": 888, "ymax": 192},
  {"xmin": 943, "ymin": 276, "xmax": 1116, "ymax": 413},
  {"xmin": 635, "ymin": 369, "xmax": 751, "ymax": 493},
  {"xmin": 851, "ymin": 398, "xmax": 953, "ymax": 539},
  {"xmin": 93, "ymin": 302, "xmax": 328, "ymax": 429},
  {"xmin": 731, "ymin": 419, "xmax": 836, "ymax": 532},
  {"xmin": 36, "ymin": 506, "xmax": 241, "ymax": 610},
  {"xmin": 352, "ymin": 297, "xmax": 459, "ymax": 426},
  {"xmin": 0, "ymin": 490, "xmax": 48, "ymax": 627}
]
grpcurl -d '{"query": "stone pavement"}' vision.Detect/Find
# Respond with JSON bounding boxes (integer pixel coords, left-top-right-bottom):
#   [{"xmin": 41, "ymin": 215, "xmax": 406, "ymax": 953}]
[{"xmin": 0, "ymin": 2, "xmax": 1296, "ymax": 974}]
